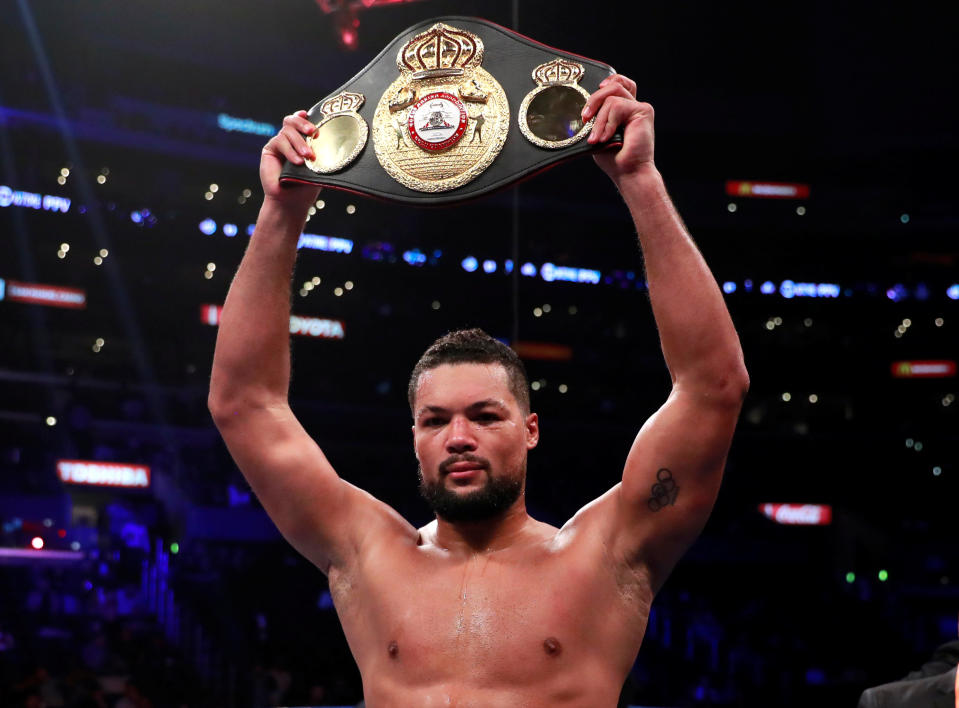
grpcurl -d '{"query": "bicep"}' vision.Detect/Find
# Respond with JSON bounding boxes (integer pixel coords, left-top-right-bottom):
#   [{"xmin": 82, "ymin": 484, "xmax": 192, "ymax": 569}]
[
  {"xmin": 213, "ymin": 403, "xmax": 403, "ymax": 573},
  {"xmin": 610, "ymin": 388, "xmax": 743, "ymax": 591}
]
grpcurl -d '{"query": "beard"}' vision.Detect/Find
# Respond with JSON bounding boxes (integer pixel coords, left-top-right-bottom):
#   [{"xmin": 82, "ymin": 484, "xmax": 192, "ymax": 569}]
[{"xmin": 418, "ymin": 455, "xmax": 524, "ymax": 523}]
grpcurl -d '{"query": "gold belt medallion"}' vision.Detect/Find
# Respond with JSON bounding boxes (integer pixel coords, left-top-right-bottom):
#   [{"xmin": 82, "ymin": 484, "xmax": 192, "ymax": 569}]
[
  {"xmin": 519, "ymin": 59, "xmax": 594, "ymax": 149},
  {"xmin": 372, "ymin": 22, "xmax": 509, "ymax": 193},
  {"xmin": 305, "ymin": 91, "xmax": 369, "ymax": 174}
]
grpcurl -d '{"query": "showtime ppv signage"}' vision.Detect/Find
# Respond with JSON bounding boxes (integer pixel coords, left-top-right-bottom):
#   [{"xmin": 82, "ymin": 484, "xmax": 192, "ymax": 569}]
[
  {"xmin": 759, "ymin": 503, "xmax": 832, "ymax": 526},
  {"xmin": 57, "ymin": 460, "xmax": 151, "ymax": 489},
  {"xmin": 0, "ymin": 279, "xmax": 86, "ymax": 309},
  {"xmin": 201, "ymin": 304, "xmax": 345, "ymax": 339}
]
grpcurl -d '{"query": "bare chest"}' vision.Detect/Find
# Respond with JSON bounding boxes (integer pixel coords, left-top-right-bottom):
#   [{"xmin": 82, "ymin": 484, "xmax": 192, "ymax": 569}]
[{"xmin": 331, "ymin": 544, "xmax": 651, "ymax": 688}]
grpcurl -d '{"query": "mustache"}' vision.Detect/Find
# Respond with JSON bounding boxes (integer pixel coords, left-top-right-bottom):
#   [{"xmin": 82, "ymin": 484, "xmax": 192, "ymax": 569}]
[{"xmin": 439, "ymin": 453, "xmax": 491, "ymax": 475}]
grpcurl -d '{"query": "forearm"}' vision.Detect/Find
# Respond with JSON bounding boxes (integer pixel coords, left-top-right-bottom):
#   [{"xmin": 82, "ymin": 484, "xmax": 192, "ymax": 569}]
[
  {"xmin": 616, "ymin": 165, "xmax": 748, "ymax": 398},
  {"xmin": 209, "ymin": 197, "xmax": 308, "ymax": 411}
]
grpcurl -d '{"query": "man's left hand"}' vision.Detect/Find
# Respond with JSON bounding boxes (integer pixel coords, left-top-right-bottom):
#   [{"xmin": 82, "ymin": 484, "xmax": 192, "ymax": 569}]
[{"xmin": 583, "ymin": 74, "xmax": 656, "ymax": 181}]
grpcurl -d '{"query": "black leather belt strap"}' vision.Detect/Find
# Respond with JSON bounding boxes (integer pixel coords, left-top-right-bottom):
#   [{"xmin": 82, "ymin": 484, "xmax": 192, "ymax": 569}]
[{"xmin": 279, "ymin": 15, "xmax": 622, "ymax": 206}]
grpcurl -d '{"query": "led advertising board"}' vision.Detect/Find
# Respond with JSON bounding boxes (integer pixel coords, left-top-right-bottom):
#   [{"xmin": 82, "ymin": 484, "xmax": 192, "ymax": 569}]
[
  {"xmin": 760, "ymin": 503, "xmax": 832, "ymax": 526},
  {"xmin": 57, "ymin": 460, "xmax": 151, "ymax": 489},
  {"xmin": 201, "ymin": 305, "xmax": 345, "ymax": 339},
  {"xmin": 891, "ymin": 360, "xmax": 957, "ymax": 378},
  {"xmin": 0, "ymin": 279, "xmax": 86, "ymax": 309},
  {"xmin": 726, "ymin": 180, "xmax": 810, "ymax": 199}
]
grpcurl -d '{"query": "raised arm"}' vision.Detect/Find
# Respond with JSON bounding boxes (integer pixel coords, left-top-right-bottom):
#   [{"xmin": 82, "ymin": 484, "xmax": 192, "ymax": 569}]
[
  {"xmin": 578, "ymin": 77, "xmax": 749, "ymax": 592},
  {"xmin": 208, "ymin": 112, "xmax": 412, "ymax": 574}
]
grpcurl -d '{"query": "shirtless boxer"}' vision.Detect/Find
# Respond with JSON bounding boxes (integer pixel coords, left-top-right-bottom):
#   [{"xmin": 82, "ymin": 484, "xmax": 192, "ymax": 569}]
[{"xmin": 208, "ymin": 74, "xmax": 749, "ymax": 706}]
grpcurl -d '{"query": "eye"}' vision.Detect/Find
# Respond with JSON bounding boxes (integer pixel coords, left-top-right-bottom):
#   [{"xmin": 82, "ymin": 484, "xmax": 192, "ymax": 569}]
[
  {"xmin": 476, "ymin": 412, "xmax": 500, "ymax": 423},
  {"xmin": 422, "ymin": 417, "xmax": 444, "ymax": 427}
]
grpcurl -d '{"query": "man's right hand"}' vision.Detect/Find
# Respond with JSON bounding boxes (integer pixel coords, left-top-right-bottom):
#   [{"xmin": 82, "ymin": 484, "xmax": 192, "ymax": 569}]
[{"xmin": 260, "ymin": 110, "xmax": 322, "ymax": 207}]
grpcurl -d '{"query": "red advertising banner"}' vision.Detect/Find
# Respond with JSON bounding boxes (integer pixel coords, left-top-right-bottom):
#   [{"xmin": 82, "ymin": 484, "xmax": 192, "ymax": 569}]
[
  {"xmin": 511, "ymin": 341, "xmax": 574, "ymax": 361},
  {"xmin": 760, "ymin": 503, "xmax": 832, "ymax": 526},
  {"xmin": 2, "ymin": 280, "xmax": 86, "ymax": 309},
  {"xmin": 201, "ymin": 305, "xmax": 345, "ymax": 339},
  {"xmin": 891, "ymin": 360, "xmax": 957, "ymax": 378}
]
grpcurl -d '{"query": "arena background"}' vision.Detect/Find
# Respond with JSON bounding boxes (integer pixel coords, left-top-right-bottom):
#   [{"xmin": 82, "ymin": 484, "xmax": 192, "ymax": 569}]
[{"xmin": 1, "ymin": 0, "xmax": 956, "ymax": 706}]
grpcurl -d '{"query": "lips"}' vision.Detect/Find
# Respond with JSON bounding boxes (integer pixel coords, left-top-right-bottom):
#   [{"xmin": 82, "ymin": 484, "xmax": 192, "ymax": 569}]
[
  {"xmin": 441, "ymin": 457, "xmax": 489, "ymax": 480},
  {"xmin": 446, "ymin": 462, "xmax": 485, "ymax": 473}
]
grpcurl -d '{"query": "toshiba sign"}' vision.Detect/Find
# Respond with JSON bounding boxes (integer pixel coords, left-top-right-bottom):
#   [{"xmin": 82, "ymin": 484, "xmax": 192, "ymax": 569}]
[
  {"xmin": 57, "ymin": 460, "xmax": 151, "ymax": 489},
  {"xmin": 759, "ymin": 503, "xmax": 832, "ymax": 526}
]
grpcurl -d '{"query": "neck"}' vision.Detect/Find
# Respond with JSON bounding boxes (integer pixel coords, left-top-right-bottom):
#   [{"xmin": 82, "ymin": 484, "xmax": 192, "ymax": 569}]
[{"xmin": 432, "ymin": 498, "xmax": 535, "ymax": 555}]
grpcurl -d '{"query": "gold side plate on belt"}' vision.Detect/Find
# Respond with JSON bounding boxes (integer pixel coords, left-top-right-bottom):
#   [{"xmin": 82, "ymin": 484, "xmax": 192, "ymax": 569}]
[
  {"xmin": 519, "ymin": 59, "xmax": 594, "ymax": 149},
  {"xmin": 306, "ymin": 91, "xmax": 369, "ymax": 174},
  {"xmin": 372, "ymin": 22, "xmax": 509, "ymax": 193}
]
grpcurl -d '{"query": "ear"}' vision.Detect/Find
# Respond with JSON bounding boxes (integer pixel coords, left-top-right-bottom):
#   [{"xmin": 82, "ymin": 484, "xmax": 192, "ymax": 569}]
[{"xmin": 525, "ymin": 412, "xmax": 539, "ymax": 450}]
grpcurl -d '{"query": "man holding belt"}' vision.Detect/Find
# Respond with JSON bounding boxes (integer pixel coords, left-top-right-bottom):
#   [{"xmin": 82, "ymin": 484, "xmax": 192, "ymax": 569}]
[{"xmin": 209, "ymin": 74, "xmax": 749, "ymax": 706}]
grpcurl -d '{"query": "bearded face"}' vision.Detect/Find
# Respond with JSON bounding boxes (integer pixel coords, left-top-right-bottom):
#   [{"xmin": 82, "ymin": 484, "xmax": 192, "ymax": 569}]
[{"xmin": 411, "ymin": 363, "xmax": 539, "ymax": 524}]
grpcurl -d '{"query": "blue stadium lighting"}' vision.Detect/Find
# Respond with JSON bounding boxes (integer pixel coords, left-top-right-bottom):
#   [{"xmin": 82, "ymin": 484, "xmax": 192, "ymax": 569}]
[
  {"xmin": 744, "ymin": 279, "xmax": 753, "ymax": 292},
  {"xmin": 0, "ymin": 185, "xmax": 71, "ymax": 213},
  {"xmin": 297, "ymin": 233, "xmax": 353, "ymax": 253},
  {"xmin": 461, "ymin": 256, "xmax": 479, "ymax": 273},
  {"xmin": 216, "ymin": 113, "xmax": 276, "ymax": 137},
  {"xmin": 947, "ymin": 284, "xmax": 959, "ymax": 300},
  {"xmin": 403, "ymin": 249, "xmax": 427, "ymax": 266},
  {"xmin": 540, "ymin": 263, "xmax": 601, "ymax": 285},
  {"xmin": 780, "ymin": 280, "xmax": 840, "ymax": 299},
  {"xmin": 199, "ymin": 218, "xmax": 217, "ymax": 235},
  {"xmin": 247, "ymin": 224, "xmax": 256, "ymax": 236},
  {"xmin": 130, "ymin": 211, "xmax": 143, "ymax": 224},
  {"xmin": 760, "ymin": 281, "xmax": 776, "ymax": 295},
  {"xmin": 504, "ymin": 260, "xmax": 514, "ymax": 274},
  {"xmin": 362, "ymin": 242, "xmax": 394, "ymax": 262},
  {"xmin": 482, "ymin": 259, "xmax": 497, "ymax": 273},
  {"xmin": 0, "ymin": 278, "xmax": 5, "ymax": 302},
  {"xmin": 886, "ymin": 284, "xmax": 906, "ymax": 302},
  {"xmin": 722, "ymin": 281, "xmax": 737, "ymax": 294},
  {"xmin": 521, "ymin": 262, "xmax": 537, "ymax": 277},
  {"xmin": 222, "ymin": 223, "xmax": 238, "ymax": 237},
  {"xmin": 318, "ymin": 590, "xmax": 334, "ymax": 610}
]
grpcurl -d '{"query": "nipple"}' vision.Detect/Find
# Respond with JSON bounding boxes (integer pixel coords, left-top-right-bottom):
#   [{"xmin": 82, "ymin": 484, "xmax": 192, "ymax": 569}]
[
  {"xmin": 388, "ymin": 640, "xmax": 399, "ymax": 658},
  {"xmin": 543, "ymin": 636, "xmax": 562, "ymax": 657}
]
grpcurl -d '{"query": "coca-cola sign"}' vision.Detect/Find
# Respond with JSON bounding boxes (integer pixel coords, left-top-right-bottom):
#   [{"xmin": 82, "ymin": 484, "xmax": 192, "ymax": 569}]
[{"xmin": 759, "ymin": 503, "xmax": 832, "ymax": 526}]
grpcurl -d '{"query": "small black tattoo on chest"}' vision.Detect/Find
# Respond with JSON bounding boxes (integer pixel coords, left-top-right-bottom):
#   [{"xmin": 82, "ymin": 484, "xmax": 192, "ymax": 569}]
[{"xmin": 648, "ymin": 468, "xmax": 679, "ymax": 512}]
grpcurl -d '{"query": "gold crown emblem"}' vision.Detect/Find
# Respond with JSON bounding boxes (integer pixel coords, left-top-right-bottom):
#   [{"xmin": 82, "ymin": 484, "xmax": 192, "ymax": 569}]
[
  {"xmin": 397, "ymin": 22, "xmax": 484, "ymax": 79},
  {"xmin": 321, "ymin": 91, "xmax": 365, "ymax": 115},
  {"xmin": 532, "ymin": 58, "xmax": 585, "ymax": 86}
]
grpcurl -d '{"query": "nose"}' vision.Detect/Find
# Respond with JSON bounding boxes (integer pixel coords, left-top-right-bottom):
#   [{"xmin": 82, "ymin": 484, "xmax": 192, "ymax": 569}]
[{"xmin": 445, "ymin": 415, "xmax": 477, "ymax": 453}]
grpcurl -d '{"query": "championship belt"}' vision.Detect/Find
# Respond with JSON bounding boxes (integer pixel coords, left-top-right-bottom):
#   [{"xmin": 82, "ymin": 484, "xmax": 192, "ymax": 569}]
[{"xmin": 279, "ymin": 16, "xmax": 622, "ymax": 205}]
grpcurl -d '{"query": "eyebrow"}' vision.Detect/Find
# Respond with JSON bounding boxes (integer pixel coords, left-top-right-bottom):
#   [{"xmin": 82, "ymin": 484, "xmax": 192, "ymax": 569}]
[{"xmin": 415, "ymin": 399, "xmax": 509, "ymax": 419}]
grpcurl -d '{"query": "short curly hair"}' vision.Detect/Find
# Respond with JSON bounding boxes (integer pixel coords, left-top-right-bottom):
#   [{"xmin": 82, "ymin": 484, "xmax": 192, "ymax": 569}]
[{"xmin": 408, "ymin": 328, "xmax": 531, "ymax": 414}]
